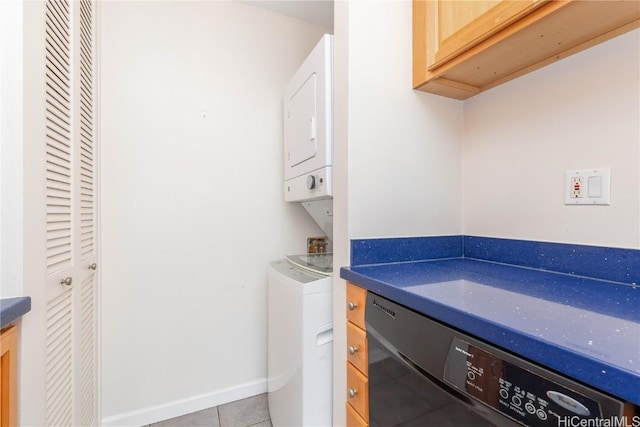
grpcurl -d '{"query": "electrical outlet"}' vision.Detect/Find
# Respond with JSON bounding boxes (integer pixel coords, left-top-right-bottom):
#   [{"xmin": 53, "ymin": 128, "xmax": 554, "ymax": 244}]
[
  {"xmin": 570, "ymin": 176, "xmax": 584, "ymax": 198},
  {"xmin": 565, "ymin": 169, "xmax": 610, "ymax": 205}
]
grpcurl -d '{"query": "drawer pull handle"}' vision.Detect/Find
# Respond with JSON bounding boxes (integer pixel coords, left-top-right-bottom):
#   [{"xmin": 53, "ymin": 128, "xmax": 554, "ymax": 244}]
[
  {"xmin": 348, "ymin": 388, "xmax": 358, "ymax": 398},
  {"xmin": 348, "ymin": 345, "xmax": 358, "ymax": 355},
  {"xmin": 347, "ymin": 301, "xmax": 358, "ymax": 311}
]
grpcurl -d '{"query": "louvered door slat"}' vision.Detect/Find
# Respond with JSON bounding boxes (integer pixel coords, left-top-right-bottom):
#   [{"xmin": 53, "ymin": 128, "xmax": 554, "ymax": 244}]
[
  {"xmin": 46, "ymin": 345, "xmax": 71, "ymax": 385},
  {"xmin": 80, "ymin": 145, "xmax": 93, "ymax": 158},
  {"xmin": 79, "ymin": 0, "xmax": 94, "ymax": 263},
  {"xmin": 80, "ymin": 194, "xmax": 93, "ymax": 204},
  {"xmin": 45, "ymin": 101, "xmax": 71, "ymax": 126},
  {"xmin": 46, "ymin": 199, "xmax": 71, "ymax": 210},
  {"xmin": 80, "ymin": 123, "xmax": 92, "ymax": 140},
  {"xmin": 80, "ymin": 165, "xmax": 93, "ymax": 179},
  {"xmin": 46, "ymin": 163, "xmax": 71, "ymax": 178},
  {"xmin": 46, "ymin": 101, "xmax": 72, "ymax": 130},
  {"xmin": 80, "ymin": 123, "xmax": 92, "ymax": 139},
  {"xmin": 44, "ymin": 51, "xmax": 71, "ymax": 88},
  {"xmin": 48, "ymin": 202, "xmax": 72, "ymax": 214},
  {"xmin": 46, "ymin": 121, "xmax": 71, "ymax": 141},
  {"xmin": 45, "ymin": 32, "xmax": 70, "ymax": 70},
  {"xmin": 45, "ymin": 126, "xmax": 71, "ymax": 149},
  {"xmin": 47, "ymin": 227, "xmax": 69, "ymax": 240},
  {"xmin": 79, "ymin": 1, "xmax": 90, "ymax": 23},
  {"xmin": 80, "ymin": 108, "xmax": 92, "ymax": 126},
  {"xmin": 44, "ymin": 31, "xmax": 71, "ymax": 71},
  {"xmin": 47, "ymin": 403, "xmax": 72, "ymax": 427},
  {"xmin": 45, "ymin": 0, "xmax": 73, "ymax": 276},
  {"xmin": 46, "ymin": 161, "xmax": 72, "ymax": 178},
  {"xmin": 47, "ymin": 228, "xmax": 71, "ymax": 241},
  {"xmin": 45, "ymin": 336, "xmax": 72, "ymax": 366},
  {"xmin": 77, "ymin": 0, "xmax": 97, "ymax": 423},
  {"xmin": 47, "ymin": 237, "xmax": 72, "ymax": 252},
  {"xmin": 45, "ymin": 289, "xmax": 73, "ymax": 427},
  {"xmin": 79, "ymin": 45, "xmax": 91, "ymax": 68},
  {"xmin": 47, "ymin": 0, "xmax": 70, "ymax": 34},
  {"xmin": 46, "ymin": 298, "xmax": 72, "ymax": 328},
  {"xmin": 47, "ymin": 190, "xmax": 71, "ymax": 204},
  {"xmin": 46, "ymin": 192, "xmax": 71, "ymax": 205},
  {"xmin": 79, "ymin": 274, "xmax": 95, "ymax": 425},
  {"xmin": 47, "ymin": 254, "xmax": 72, "ymax": 272},
  {"xmin": 45, "ymin": 100, "xmax": 71, "ymax": 128},
  {"xmin": 44, "ymin": 60, "xmax": 70, "ymax": 93}
]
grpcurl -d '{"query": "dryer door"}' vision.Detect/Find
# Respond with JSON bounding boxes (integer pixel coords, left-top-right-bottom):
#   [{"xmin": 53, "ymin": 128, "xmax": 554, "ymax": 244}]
[{"xmin": 285, "ymin": 73, "xmax": 317, "ymax": 174}]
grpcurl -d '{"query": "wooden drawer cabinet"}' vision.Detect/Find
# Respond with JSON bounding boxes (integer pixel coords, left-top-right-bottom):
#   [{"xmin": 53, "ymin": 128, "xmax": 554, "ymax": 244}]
[
  {"xmin": 346, "ymin": 282, "xmax": 370, "ymax": 426},
  {"xmin": 346, "ymin": 322, "xmax": 368, "ymax": 375},
  {"xmin": 346, "ymin": 401, "xmax": 368, "ymax": 427},
  {"xmin": 346, "ymin": 362, "xmax": 369, "ymax": 421},
  {"xmin": 413, "ymin": 0, "xmax": 640, "ymax": 100},
  {"xmin": 346, "ymin": 282, "xmax": 367, "ymax": 329},
  {"xmin": 0, "ymin": 325, "xmax": 18, "ymax": 427}
]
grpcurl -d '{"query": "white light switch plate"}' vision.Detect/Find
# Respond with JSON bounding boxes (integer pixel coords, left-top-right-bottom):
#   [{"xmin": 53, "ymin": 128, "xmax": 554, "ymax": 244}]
[{"xmin": 565, "ymin": 169, "xmax": 610, "ymax": 205}]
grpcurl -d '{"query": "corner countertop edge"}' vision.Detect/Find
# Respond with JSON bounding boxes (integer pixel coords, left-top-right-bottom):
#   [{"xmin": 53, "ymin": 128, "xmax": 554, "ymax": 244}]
[
  {"xmin": 340, "ymin": 262, "xmax": 640, "ymax": 405},
  {"xmin": 1, "ymin": 297, "xmax": 32, "ymax": 329}
]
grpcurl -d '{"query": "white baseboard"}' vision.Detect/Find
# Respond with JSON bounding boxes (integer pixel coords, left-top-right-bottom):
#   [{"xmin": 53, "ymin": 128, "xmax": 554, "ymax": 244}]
[{"xmin": 101, "ymin": 378, "xmax": 268, "ymax": 427}]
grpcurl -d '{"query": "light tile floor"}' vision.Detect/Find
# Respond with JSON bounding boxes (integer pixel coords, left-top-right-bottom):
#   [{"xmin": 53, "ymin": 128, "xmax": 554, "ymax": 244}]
[{"xmin": 148, "ymin": 394, "xmax": 271, "ymax": 427}]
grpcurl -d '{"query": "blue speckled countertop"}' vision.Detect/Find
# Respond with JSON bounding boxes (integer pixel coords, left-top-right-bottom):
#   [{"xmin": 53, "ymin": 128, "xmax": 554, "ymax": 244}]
[
  {"xmin": 341, "ymin": 257, "xmax": 640, "ymax": 405},
  {"xmin": 1, "ymin": 297, "xmax": 31, "ymax": 329}
]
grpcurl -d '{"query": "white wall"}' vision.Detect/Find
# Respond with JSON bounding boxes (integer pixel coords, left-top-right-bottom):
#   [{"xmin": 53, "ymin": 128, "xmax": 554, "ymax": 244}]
[
  {"xmin": 100, "ymin": 2, "xmax": 328, "ymax": 424},
  {"xmin": 332, "ymin": 0, "xmax": 463, "ymax": 424},
  {"xmin": 346, "ymin": 1, "xmax": 463, "ymax": 240},
  {"xmin": 0, "ymin": 0, "xmax": 23, "ymax": 298},
  {"xmin": 463, "ymin": 29, "xmax": 640, "ymax": 249},
  {"xmin": 331, "ymin": 1, "xmax": 349, "ymax": 425}
]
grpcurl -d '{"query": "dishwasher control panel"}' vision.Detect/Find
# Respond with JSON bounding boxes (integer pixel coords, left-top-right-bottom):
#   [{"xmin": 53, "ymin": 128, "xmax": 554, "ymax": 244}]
[{"xmin": 444, "ymin": 337, "xmax": 614, "ymax": 427}]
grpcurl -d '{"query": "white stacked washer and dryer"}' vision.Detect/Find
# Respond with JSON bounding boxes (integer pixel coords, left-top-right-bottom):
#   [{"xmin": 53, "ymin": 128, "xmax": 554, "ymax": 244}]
[{"xmin": 267, "ymin": 34, "xmax": 334, "ymax": 427}]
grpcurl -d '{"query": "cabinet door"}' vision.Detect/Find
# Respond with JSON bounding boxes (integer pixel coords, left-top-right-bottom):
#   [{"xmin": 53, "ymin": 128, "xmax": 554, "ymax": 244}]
[
  {"xmin": 23, "ymin": 0, "xmax": 99, "ymax": 424},
  {"xmin": 426, "ymin": 0, "xmax": 545, "ymax": 70},
  {"xmin": 0, "ymin": 326, "xmax": 18, "ymax": 427}
]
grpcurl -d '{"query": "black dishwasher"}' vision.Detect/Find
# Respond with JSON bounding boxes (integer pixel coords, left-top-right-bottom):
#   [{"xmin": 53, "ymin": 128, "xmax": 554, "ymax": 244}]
[{"xmin": 365, "ymin": 293, "xmax": 626, "ymax": 427}]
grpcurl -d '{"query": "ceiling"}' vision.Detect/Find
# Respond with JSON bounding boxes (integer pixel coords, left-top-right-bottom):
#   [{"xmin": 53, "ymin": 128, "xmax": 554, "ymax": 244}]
[{"xmin": 241, "ymin": 0, "xmax": 334, "ymax": 30}]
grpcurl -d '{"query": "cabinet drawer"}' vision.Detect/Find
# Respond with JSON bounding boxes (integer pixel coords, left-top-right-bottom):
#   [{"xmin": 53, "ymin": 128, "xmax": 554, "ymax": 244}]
[
  {"xmin": 346, "ymin": 283, "xmax": 367, "ymax": 330},
  {"xmin": 347, "ymin": 321, "xmax": 368, "ymax": 375},
  {"xmin": 346, "ymin": 401, "xmax": 368, "ymax": 427},
  {"xmin": 346, "ymin": 362, "xmax": 369, "ymax": 421}
]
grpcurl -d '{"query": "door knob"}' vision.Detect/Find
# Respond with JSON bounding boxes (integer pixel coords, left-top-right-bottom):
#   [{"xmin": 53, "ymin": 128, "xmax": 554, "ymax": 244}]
[
  {"xmin": 88, "ymin": 263, "xmax": 97, "ymax": 271},
  {"xmin": 348, "ymin": 346, "xmax": 358, "ymax": 355},
  {"xmin": 60, "ymin": 277, "xmax": 73, "ymax": 286},
  {"xmin": 348, "ymin": 388, "xmax": 358, "ymax": 398},
  {"xmin": 347, "ymin": 301, "xmax": 358, "ymax": 311}
]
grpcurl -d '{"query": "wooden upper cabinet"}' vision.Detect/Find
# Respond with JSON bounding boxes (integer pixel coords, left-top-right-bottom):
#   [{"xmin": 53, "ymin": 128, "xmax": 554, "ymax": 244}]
[
  {"xmin": 427, "ymin": 1, "xmax": 545, "ymax": 70},
  {"xmin": 413, "ymin": 0, "xmax": 640, "ymax": 100}
]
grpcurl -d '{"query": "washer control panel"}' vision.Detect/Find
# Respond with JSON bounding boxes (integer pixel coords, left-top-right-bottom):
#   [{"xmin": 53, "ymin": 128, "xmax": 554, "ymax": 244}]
[{"xmin": 444, "ymin": 337, "xmax": 605, "ymax": 426}]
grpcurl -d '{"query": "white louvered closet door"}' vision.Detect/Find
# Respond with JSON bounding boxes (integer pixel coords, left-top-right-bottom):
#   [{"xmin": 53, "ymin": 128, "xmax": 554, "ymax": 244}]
[{"xmin": 43, "ymin": 0, "xmax": 98, "ymax": 425}]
